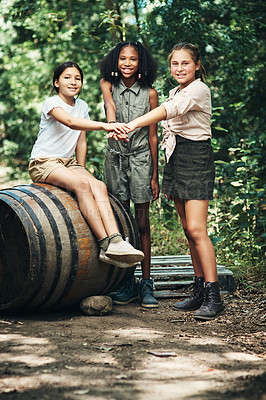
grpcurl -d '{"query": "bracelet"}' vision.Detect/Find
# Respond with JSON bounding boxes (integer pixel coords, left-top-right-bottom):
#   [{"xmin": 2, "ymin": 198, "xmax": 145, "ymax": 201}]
[{"xmin": 108, "ymin": 121, "xmax": 116, "ymax": 123}]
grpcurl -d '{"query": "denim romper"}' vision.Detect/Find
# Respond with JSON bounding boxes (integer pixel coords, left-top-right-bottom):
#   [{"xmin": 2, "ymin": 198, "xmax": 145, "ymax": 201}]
[{"xmin": 103, "ymin": 80, "xmax": 153, "ymax": 204}]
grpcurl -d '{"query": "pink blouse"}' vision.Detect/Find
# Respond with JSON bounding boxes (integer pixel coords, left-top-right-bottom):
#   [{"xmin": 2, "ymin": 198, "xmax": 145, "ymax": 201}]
[{"xmin": 161, "ymin": 79, "xmax": 212, "ymax": 162}]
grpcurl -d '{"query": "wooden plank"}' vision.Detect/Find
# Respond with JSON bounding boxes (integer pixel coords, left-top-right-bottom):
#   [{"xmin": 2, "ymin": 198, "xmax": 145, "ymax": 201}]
[
  {"xmin": 155, "ymin": 281, "xmax": 194, "ymax": 289},
  {"xmin": 136, "ymin": 255, "xmax": 234, "ymax": 274},
  {"xmin": 151, "ymin": 255, "xmax": 193, "ymax": 265},
  {"xmin": 154, "ymin": 289, "xmax": 230, "ymax": 299},
  {"xmin": 135, "ymin": 266, "xmax": 234, "ymax": 277},
  {"xmin": 154, "ymin": 291, "xmax": 191, "ymax": 299},
  {"xmin": 135, "ymin": 267, "xmax": 233, "ymax": 276},
  {"xmin": 154, "ymin": 280, "xmax": 194, "ymax": 286},
  {"xmin": 134, "ymin": 255, "xmax": 235, "ymax": 295}
]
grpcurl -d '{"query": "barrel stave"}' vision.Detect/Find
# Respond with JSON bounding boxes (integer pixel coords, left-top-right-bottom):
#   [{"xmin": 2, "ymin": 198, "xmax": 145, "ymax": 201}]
[{"xmin": 0, "ymin": 183, "xmax": 138, "ymax": 313}]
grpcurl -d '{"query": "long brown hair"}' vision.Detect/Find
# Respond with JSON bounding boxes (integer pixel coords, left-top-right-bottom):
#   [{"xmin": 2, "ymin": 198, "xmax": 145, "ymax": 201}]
[{"xmin": 168, "ymin": 43, "xmax": 206, "ymax": 82}]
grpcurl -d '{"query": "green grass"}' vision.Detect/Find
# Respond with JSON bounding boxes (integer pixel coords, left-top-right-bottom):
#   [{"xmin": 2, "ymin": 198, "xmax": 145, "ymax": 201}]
[{"xmin": 149, "ymin": 198, "xmax": 188, "ymax": 256}]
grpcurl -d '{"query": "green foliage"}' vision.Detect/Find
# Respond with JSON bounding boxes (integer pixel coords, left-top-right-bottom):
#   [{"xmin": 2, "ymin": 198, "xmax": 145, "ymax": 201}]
[
  {"xmin": 210, "ymin": 139, "xmax": 265, "ymax": 286},
  {"xmin": 0, "ymin": 0, "xmax": 265, "ymax": 286},
  {"xmin": 150, "ymin": 197, "xmax": 188, "ymax": 257}
]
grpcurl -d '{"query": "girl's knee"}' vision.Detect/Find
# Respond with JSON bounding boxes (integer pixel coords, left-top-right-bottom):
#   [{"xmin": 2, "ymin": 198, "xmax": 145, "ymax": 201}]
[
  {"xmin": 186, "ymin": 224, "xmax": 206, "ymax": 243},
  {"xmin": 91, "ymin": 179, "xmax": 109, "ymax": 199},
  {"xmin": 135, "ymin": 213, "xmax": 150, "ymax": 234},
  {"xmin": 75, "ymin": 177, "xmax": 92, "ymax": 193},
  {"xmin": 138, "ymin": 220, "xmax": 150, "ymax": 235},
  {"xmin": 76, "ymin": 178, "xmax": 108, "ymax": 198},
  {"xmin": 97, "ymin": 180, "xmax": 108, "ymax": 196}
]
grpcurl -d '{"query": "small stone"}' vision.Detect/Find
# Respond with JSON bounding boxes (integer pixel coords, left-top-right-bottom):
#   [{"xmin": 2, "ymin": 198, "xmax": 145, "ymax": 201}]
[{"xmin": 80, "ymin": 296, "xmax": 113, "ymax": 316}]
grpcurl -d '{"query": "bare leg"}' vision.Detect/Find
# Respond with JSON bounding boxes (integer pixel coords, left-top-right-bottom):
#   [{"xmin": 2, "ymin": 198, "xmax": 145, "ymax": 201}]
[
  {"xmin": 131, "ymin": 201, "xmax": 158, "ymax": 307},
  {"xmin": 45, "ymin": 166, "xmax": 118, "ymax": 239},
  {"xmin": 108, "ymin": 199, "xmax": 155, "ymax": 305},
  {"xmin": 134, "ymin": 202, "xmax": 151, "ymax": 279},
  {"xmin": 174, "ymin": 198, "xmax": 204, "ymax": 277},
  {"xmin": 72, "ymin": 168, "xmax": 119, "ymax": 237},
  {"xmin": 174, "ymin": 197, "xmax": 217, "ymax": 282}
]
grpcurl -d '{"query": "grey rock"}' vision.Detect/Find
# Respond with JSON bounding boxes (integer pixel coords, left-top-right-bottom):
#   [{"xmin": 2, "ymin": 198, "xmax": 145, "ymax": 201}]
[{"xmin": 80, "ymin": 295, "xmax": 113, "ymax": 316}]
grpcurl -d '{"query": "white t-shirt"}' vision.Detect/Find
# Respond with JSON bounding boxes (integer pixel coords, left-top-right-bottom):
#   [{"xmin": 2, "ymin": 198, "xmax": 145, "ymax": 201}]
[{"xmin": 30, "ymin": 95, "xmax": 90, "ymax": 159}]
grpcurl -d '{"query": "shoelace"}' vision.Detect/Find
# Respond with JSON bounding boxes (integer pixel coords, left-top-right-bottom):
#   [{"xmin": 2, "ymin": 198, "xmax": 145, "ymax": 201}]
[
  {"xmin": 201, "ymin": 287, "xmax": 210, "ymax": 307},
  {"xmin": 202, "ymin": 287, "xmax": 219, "ymax": 306},
  {"xmin": 117, "ymin": 279, "xmax": 135, "ymax": 294},
  {"xmin": 140, "ymin": 282, "xmax": 153, "ymax": 295}
]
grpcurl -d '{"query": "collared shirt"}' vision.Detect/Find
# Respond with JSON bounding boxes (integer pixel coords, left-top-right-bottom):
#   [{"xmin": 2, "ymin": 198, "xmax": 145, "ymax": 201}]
[
  {"xmin": 104, "ymin": 80, "xmax": 153, "ymax": 203},
  {"xmin": 107, "ymin": 80, "xmax": 150, "ymax": 154},
  {"xmin": 161, "ymin": 79, "xmax": 212, "ymax": 162}
]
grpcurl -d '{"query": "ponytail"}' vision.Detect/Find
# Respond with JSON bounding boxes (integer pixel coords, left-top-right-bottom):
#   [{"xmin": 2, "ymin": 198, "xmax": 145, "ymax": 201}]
[{"xmin": 168, "ymin": 42, "xmax": 206, "ymax": 82}]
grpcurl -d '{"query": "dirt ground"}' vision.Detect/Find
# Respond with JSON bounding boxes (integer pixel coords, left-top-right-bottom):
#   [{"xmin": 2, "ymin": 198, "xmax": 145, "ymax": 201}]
[
  {"xmin": 0, "ymin": 285, "xmax": 265, "ymax": 400},
  {"xmin": 0, "ymin": 170, "xmax": 265, "ymax": 399}
]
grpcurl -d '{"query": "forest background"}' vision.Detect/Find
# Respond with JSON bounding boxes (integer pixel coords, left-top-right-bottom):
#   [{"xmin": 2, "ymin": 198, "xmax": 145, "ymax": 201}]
[{"xmin": 0, "ymin": 0, "xmax": 265, "ymax": 288}]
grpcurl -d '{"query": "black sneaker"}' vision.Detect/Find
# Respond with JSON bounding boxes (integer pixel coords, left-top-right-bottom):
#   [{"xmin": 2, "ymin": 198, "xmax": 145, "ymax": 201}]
[
  {"xmin": 109, "ymin": 276, "xmax": 139, "ymax": 305},
  {"xmin": 140, "ymin": 279, "xmax": 159, "ymax": 308}
]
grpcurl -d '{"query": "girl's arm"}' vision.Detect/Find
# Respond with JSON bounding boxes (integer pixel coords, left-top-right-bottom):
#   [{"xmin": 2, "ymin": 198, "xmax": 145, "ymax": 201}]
[
  {"xmin": 126, "ymin": 105, "xmax": 167, "ymax": 132},
  {"xmin": 49, "ymin": 107, "xmax": 128, "ymax": 135},
  {"xmin": 75, "ymin": 131, "xmax": 87, "ymax": 167},
  {"xmin": 100, "ymin": 78, "xmax": 128, "ymax": 142},
  {"xmin": 100, "ymin": 79, "xmax": 117, "ymax": 123},
  {"xmin": 148, "ymin": 88, "xmax": 160, "ymax": 202}
]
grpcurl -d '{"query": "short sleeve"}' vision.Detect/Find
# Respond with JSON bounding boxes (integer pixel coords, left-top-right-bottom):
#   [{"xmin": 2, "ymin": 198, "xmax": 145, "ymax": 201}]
[
  {"xmin": 76, "ymin": 98, "xmax": 90, "ymax": 120},
  {"xmin": 162, "ymin": 80, "xmax": 211, "ymax": 120},
  {"xmin": 42, "ymin": 97, "xmax": 62, "ymax": 118},
  {"xmin": 82, "ymin": 102, "xmax": 90, "ymax": 120}
]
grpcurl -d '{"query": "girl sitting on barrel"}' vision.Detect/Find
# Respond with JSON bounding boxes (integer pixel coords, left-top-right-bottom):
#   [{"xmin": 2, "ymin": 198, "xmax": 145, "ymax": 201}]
[{"xmin": 29, "ymin": 61, "xmax": 143, "ymax": 269}]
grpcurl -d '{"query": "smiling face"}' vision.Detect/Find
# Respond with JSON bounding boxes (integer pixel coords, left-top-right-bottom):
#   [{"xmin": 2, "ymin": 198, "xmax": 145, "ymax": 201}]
[
  {"xmin": 54, "ymin": 67, "xmax": 82, "ymax": 104},
  {"xmin": 170, "ymin": 49, "xmax": 200, "ymax": 89},
  {"xmin": 118, "ymin": 45, "xmax": 139, "ymax": 84}
]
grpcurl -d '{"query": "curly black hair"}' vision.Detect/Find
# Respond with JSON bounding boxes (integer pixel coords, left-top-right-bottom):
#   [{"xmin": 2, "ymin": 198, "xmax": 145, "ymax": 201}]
[{"xmin": 100, "ymin": 41, "xmax": 157, "ymax": 88}]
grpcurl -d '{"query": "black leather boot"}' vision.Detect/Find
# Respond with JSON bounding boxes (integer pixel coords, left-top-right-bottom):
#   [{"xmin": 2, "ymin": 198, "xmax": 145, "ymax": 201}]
[
  {"xmin": 194, "ymin": 281, "xmax": 225, "ymax": 321},
  {"xmin": 173, "ymin": 276, "xmax": 205, "ymax": 311}
]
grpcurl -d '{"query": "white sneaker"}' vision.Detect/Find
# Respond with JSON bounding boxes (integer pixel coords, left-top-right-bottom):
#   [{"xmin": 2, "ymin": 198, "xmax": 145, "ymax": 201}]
[
  {"xmin": 105, "ymin": 240, "xmax": 144, "ymax": 263},
  {"xmin": 99, "ymin": 249, "xmax": 136, "ymax": 268}
]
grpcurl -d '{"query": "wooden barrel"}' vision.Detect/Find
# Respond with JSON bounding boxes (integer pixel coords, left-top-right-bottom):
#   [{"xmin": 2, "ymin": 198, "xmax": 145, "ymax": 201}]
[{"xmin": 0, "ymin": 183, "xmax": 138, "ymax": 313}]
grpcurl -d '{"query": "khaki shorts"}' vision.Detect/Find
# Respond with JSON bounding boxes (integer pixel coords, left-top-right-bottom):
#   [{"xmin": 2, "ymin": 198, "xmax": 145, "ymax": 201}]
[{"xmin": 28, "ymin": 157, "xmax": 85, "ymax": 182}]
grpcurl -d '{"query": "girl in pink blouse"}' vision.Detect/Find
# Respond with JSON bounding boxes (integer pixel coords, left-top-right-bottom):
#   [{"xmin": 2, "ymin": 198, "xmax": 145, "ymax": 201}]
[{"xmin": 125, "ymin": 43, "xmax": 224, "ymax": 321}]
